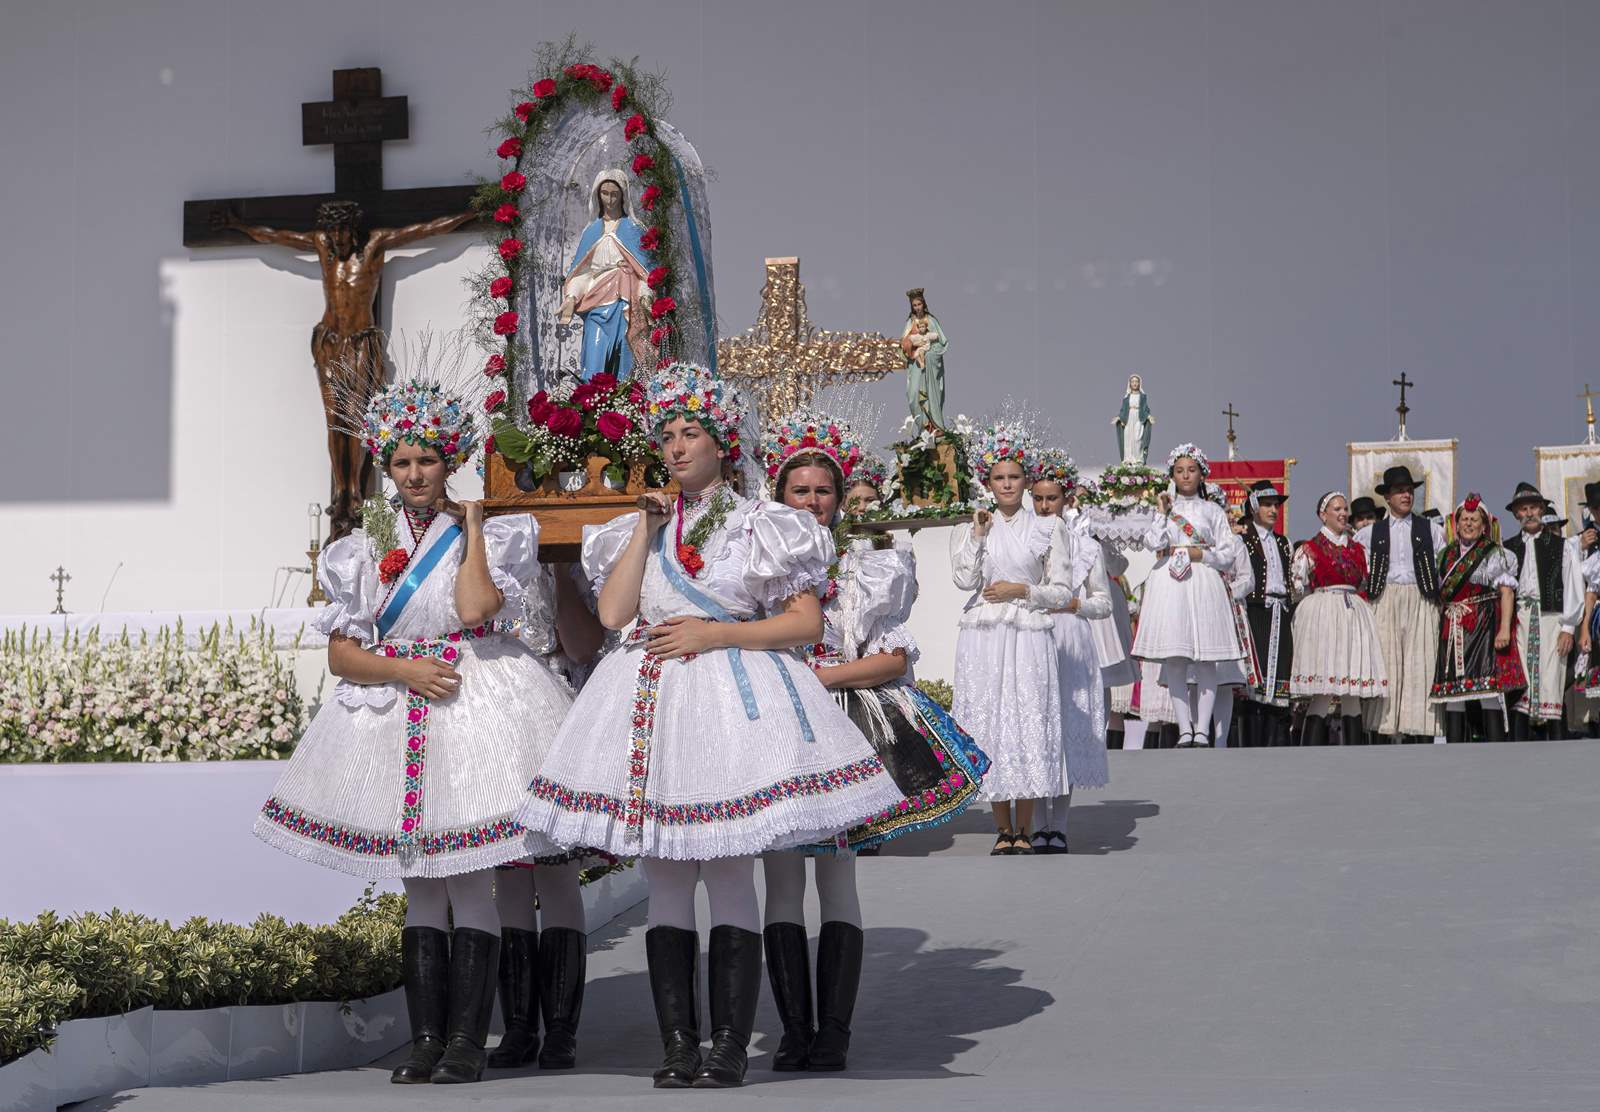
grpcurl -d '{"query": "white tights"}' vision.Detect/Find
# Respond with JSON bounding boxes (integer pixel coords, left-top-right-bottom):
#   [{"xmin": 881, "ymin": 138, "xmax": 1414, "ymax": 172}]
[
  {"xmin": 1161, "ymin": 658, "xmax": 1218, "ymax": 742},
  {"xmin": 402, "ymin": 869, "xmax": 500, "ymax": 935},
  {"xmin": 760, "ymin": 852, "xmax": 863, "ymax": 929},
  {"xmin": 493, "ymin": 861, "xmax": 587, "ymax": 933},
  {"xmin": 1040, "ymin": 787, "xmax": 1074, "ymax": 834},
  {"xmin": 642, "ymin": 856, "xmax": 760, "ymax": 934}
]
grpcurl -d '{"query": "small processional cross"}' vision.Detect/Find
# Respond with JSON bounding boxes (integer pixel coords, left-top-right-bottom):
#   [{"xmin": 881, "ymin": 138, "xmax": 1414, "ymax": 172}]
[
  {"xmin": 1581, "ymin": 383, "xmax": 1599, "ymax": 446},
  {"xmin": 716, "ymin": 258, "xmax": 906, "ymax": 422},
  {"xmin": 1392, "ymin": 372, "xmax": 1414, "ymax": 441},
  {"xmin": 1221, "ymin": 402, "xmax": 1240, "ymax": 461},
  {"xmin": 49, "ymin": 566, "xmax": 71, "ymax": 615}
]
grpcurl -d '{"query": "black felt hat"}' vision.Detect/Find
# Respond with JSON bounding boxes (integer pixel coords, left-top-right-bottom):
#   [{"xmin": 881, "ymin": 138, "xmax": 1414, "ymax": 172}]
[
  {"xmin": 1505, "ymin": 482, "xmax": 1545, "ymax": 512},
  {"xmin": 1247, "ymin": 479, "xmax": 1285, "ymax": 505},
  {"xmin": 1374, "ymin": 465, "xmax": 1422, "ymax": 496},
  {"xmin": 1348, "ymin": 496, "xmax": 1380, "ymax": 519}
]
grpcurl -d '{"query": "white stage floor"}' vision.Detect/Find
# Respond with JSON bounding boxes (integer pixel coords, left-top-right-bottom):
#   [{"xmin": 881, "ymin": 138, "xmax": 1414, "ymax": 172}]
[{"xmin": 79, "ymin": 743, "xmax": 1600, "ymax": 1111}]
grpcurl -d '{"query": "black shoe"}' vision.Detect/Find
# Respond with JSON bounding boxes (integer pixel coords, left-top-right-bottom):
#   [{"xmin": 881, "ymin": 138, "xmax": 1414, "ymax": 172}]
[
  {"xmin": 1029, "ymin": 830, "xmax": 1069, "ymax": 855},
  {"xmin": 1008, "ymin": 832, "xmax": 1036, "ymax": 856},
  {"xmin": 391, "ymin": 926, "xmax": 450, "ymax": 1084},
  {"xmin": 430, "ymin": 928, "xmax": 500, "ymax": 1084},
  {"xmin": 486, "ymin": 927, "xmax": 539, "ymax": 1069},
  {"xmin": 762, "ymin": 923, "xmax": 814, "ymax": 1071},
  {"xmin": 1443, "ymin": 714, "xmax": 1468, "ymax": 745},
  {"xmin": 1481, "ymin": 708, "xmax": 1507, "ymax": 743},
  {"xmin": 991, "ymin": 830, "xmax": 1017, "ymax": 856},
  {"xmin": 1301, "ymin": 716, "xmax": 1329, "ymax": 748},
  {"xmin": 1341, "ymin": 715, "xmax": 1367, "ymax": 745},
  {"xmin": 646, "ymin": 926, "xmax": 701, "ymax": 1088},
  {"xmin": 807, "ymin": 921, "xmax": 863, "ymax": 1072},
  {"xmin": 692, "ymin": 926, "xmax": 763, "ymax": 1088},
  {"xmin": 535, "ymin": 926, "xmax": 586, "ymax": 1070}
]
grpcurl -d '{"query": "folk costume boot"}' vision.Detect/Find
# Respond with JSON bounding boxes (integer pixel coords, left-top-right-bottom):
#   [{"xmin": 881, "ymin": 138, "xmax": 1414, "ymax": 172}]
[
  {"xmin": 1482, "ymin": 708, "xmax": 1507, "ymax": 743},
  {"xmin": 762, "ymin": 922, "xmax": 815, "ymax": 1071},
  {"xmin": 1444, "ymin": 712, "xmax": 1468, "ymax": 745},
  {"xmin": 646, "ymin": 926, "xmax": 701, "ymax": 1088},
  {"xmin": 808, "ymin": 921, "xmax": 864, "ymax": 1072},
  {"xmin": 535, "ymin": 926, "xmax": 586, "ymax": 1070},
  {"xmin": 430, "ymin": 928, "xmax": 500, "ymax": 1084},
  {"xmin": 391, "ymin": 926, "xmax": 450, "ymax": 1084},
  {"xmin": 692, "ymin": 925, "xmax": 763, "ymax": 1088},
  {"xmin": 1301, "ymin": 715, "xmax": 1329, "ymax": 749},
  {"xmin": 485, "ymin": 928, "xmax": 538, "ymax": 1068},
  {"xmin": 1341, "ymin": 715, "xmax": 1367, "ymax": 745}
]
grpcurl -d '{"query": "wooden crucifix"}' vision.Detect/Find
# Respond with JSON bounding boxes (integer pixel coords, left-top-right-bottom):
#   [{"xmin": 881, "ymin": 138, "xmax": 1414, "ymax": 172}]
[
  {"xmin": 1392, "ymin": 372, "xmax": 1414, "ymax": 441},
  {"xmin": 1221, "ymin": 402, "xmax": 1240, "ymax": 460},
  {"xmin": 184, "ymin": 67, "xmax": 481, "ymax": 539},
  {"xmin": 716, "ymin": 258, "xmax": 905, "ymax": 422}
]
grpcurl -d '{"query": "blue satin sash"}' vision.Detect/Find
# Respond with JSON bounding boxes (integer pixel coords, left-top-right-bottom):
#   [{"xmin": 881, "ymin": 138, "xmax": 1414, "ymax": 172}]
[{"xmin": 377, "ymin": 524, "xmax": 463, "ymax": 639}]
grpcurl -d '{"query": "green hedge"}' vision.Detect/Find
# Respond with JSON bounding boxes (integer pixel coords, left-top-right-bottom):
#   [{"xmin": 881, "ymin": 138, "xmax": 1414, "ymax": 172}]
[
  {"xmin": 915, "ymin": 677, "xmax": 954, "ymax": 710},
  {"xmin": 0, "ymin": 889, "xmax": 404, "ymax": 1066}
]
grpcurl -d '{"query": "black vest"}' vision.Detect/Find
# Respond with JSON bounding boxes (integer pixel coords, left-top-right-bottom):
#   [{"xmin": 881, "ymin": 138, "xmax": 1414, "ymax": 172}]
[
  {"xmin": 1503, "ymin": 531, "xmax": 1564, "ymax": 613},
  {"xmin": 1242, "ymin": 524, "xmax": 1293, "ymax": 603},
  {"xmin": 1366, "ymin": 515, "xmax": 1439, "ymax": 602}
]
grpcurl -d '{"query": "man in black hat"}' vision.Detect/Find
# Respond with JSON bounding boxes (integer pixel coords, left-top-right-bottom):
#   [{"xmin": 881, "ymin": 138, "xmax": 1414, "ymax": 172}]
[
  {"xmin": 1503, "ymin": 482, "xmax": 1582, "ymax": 739},
  {"xmin": 1237, "ymin": 480, "xmax": 1294, "ymax": 746},
  {"xmin": 1349, "ymin": 496, "xmax": 1381, "ymax": 533},
  {"xmin": 1353, "ymin": 465, "xmax": 1446, "ymax": 743}
]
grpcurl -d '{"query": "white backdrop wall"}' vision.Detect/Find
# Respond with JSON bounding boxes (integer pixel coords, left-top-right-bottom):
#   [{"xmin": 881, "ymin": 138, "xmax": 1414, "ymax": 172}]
[{"xmin": 5, "ymin": 1, "xmax": 1600, "ymax": 614}]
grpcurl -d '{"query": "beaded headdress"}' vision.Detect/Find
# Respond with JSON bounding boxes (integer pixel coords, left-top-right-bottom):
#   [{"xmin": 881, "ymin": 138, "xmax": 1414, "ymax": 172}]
[
  {"xmin": 644, "ymin": 361, "xmax": 749, "ymax": 462},
  {"xmin": 761, "ymin": 407, "xmax": 863, "ymax": 486},
  {"xmin": 850, "ymin": 451, "xmax": 891, "ymax": 493},
  {"xmin": 1165, "ymin": 442, "xmax": 1211, "ymax": 475},
  {"xmin": 964, "ymin": 415, "xmax": 1042, "ymax": 484},
  {"xmin": 327, "ymin": 331, "xmax": 484, "ymax": 473},
  {"xmin": 1034, "ymin": 447, "xmax": 1079, "ymax": 491}
]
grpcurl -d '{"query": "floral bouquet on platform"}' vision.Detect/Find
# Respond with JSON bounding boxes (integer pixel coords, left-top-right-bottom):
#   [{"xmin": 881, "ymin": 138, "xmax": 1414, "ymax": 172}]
[
  {"xmin": 1077, "ymin": 460, "xmax": 1169, "ymax": 546},
  {"xmin": 885, "ymin": 414, "xmax": 980, "ymax": 509},
  {"xmin": 489, "ymin": 370, "xmax": 659, "ymax": 491}
]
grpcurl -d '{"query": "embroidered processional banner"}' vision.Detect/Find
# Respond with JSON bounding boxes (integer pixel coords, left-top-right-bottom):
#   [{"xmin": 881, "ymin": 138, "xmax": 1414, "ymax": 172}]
[
  {"xmin": 1535, "ymin": 444, "xmax": 1600, "ymax": 533},
  {"xmin": 1348, "ymin": 439, "xmax": 1456, "ymax": 516},
  {"xmin": 1207, "ymin": 459, "xmax": 1294, "ymax": 535}
]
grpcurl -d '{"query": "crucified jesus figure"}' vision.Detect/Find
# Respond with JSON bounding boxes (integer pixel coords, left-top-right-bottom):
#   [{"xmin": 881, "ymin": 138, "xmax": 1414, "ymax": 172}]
[{"xmin": 224, "ymin": 200, "xmax": 476, "ymax": 539}]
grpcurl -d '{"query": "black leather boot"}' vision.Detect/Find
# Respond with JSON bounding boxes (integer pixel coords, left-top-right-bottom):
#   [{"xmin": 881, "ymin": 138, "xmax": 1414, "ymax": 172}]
[
  {"xmin": 535, "ymin": 926, "xmax": 586, "ymax": 1070},
  {"xmin": 692, "ymin": 925, "xmax": 762, "ymax": 1088},
  {"xmin": 486, "ymin": 928, "xmax": 538, "ymax": 1068},
  {"xmin": 391, "ymin": 926, "xmax": 450, "ymax": 1084},
  {"xmin": 1341, "ymin": 715, "xmax": 1367, "ymax": 745},
  {"xmin": 1444, "ymin": 712, "xmax": 1468, "ymax": 744},
  {"xmin": 762, "ymin": 922, "xmax": 814, "ymax": 1071},
  {"xmin": 1510, "ymin": 711, "xmax": 1534, "ymax": 741},
  {"xmin": 430, "ymin": 927, "xmax": 500, "ymax": 1084},
  {"xmin": 1482, "ymin": 707, "xmax": 1507, "ymax": 743},
  {"xmin": 646, "ymin": 926, "xmax": 701, "ymax": 1088},
  {"xmin": 807, "ymin": 921, "xmax": 863, "ymax": 1072},
  {"xmin": 1301, "ymin": 715, "xmax": 1328, "ymax": 748}
]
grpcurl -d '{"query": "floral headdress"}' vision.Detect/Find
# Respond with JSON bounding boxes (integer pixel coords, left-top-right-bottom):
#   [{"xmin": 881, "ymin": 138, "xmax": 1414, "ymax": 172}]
[
  {"xmin": 1165, "ymin": 442, "xmax": 1211, "ymax": 476},
  {"xmin": 327, "ymin": 331, "xmax": 484, "ymax": 473},
  {"xmin": 1034, "ymin": 447, "xmax": 1079, "ymax": 491},
  {"xmin": 850, "ymin": 450, "xmax": 890, "ymax": 493},
  {"xmin": 1454, "ymin": 492, "xmax": 1494, "ymax": 534},
  {"xmin": 761, "ymin": 407, "xmax": 863, "ymax": 486},
  {"xmin": 964, "ymin": 417, "xmax": 1042, "ymax": 484},
  {"xmin": 644, "ymin": 361, "xmax": 748, "ymax": 461}
]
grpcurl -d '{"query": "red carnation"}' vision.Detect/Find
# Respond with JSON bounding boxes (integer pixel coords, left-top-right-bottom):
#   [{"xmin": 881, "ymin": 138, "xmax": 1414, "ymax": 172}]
[
  {"xmin": 484, "ymin": 354, "xmax": 506, "ymax": 376},
  {"xmin": 564, "ymin": 63, "xmax": 594, "ymax": 80},
  {"xmin": 493, "ymin": 310, "xmax": 519, "ymax": 335},
  {"xmin": 597, "ymin": 410, "xmax": 633, "ymax": 442},
  {"xmin": 489, "ymin": 276, "xmax": 514, "ymax": 299},
  {"xmin": 589, "ymin": 69, "xmax": 614, "ymax": 92},
  {"xmin": 677, "ymin": 543, "xmax": 705, "ymax": 577},
  {"xmin": 624, "ymin": 113, "xmax": 648, "ymax": 141},
  {"xmin": 546, "ymin": 407, "xmax": 583, "ymax": 438},
  {"xmin": 379, "ymin": 548, "xmax": 410, "ymax": 585},
  {"xmin": 649, "ymin": 324, "xmax": 670, "ymax": 346},
  {"xmin": 631, "ymin": 153, "xmax": 654, "ymax": 175},
  {"xmin": 640, "ymin": 184, "xmax": 661, "ymax": 210},
  {"xmin": 484, "ymin": 389, "xmax": 507, "ymax": 413},
  {"xmin": 514, "ymin": 101, "xmax": 535, "ymax": 122},
  {"xmin": 650, "ymin": 296, "xmax": 677, "ymax": 320},
  {"xmin": 533, "ymin": 78, "xmax": 557, "ymax": 98},
  {"xmin": 640, "ymin": 226, "xmax": 661, "ymax": 251},
  {"xmin": 526, "ymin": 390, "xmax": 554, "ymax": 426},
  {"xmin": 492, "ymin": 203, "xmax": 518, "ymax": 224},
  {"xmin": 500, "ymin": 170, "xmax": 526, "ymax": 193},
  {"xmin": 498, "ymin": 237, "xmax": 523, "ymax": 260},
  {"xmin": 647, "ymin": 265, "xmax": 670, "ymax": 290},
  {"xmin": 484, "ymin": 435, "xmax": 497, "ymax": 457},
  {"xmin": 496, "ymin": 137, "xmax": 523, "ymax": 160},
  {"xmin": 611, "ymin": 84, "xmax": 628, "ymax": 111}
]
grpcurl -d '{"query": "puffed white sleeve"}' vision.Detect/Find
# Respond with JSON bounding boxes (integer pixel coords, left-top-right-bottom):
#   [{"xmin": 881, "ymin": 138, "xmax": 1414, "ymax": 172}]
[
  {"xmin": 1074, "ymin": 544, "xmax": 1113, "ymax": 621},
  {"xmin": 1228, "ymin": 541, "xmax": 1256, "ymax": 602},
  {"xmin": 743, "ymin": 503, "xmax": 836, "ymax": 610},
  {"xmin": 1024, "ymin": 518, "xmax": 1076, "ymax": 611},
  {"xmin": 581, "ymin": 512, "xmax": 641, "ymax": 598},
  {"xmin": 950, "ymin": 522, "xmax": 985, "ymax": 590},
  {"xmin": 1201, "ymin": 508, "xmax": 1244, "ymax": 572},
  {"xmin": 848, "ymin": 545, "xmax": 919, "ymax": 637},
  {"xmin": 863, "ymin": 619, "xmax": 921, "ymax": 665},
  {"xmin": 1562, "ymin": 538, "xmax": 1585, "ymax": 633},
  {"xmin": 1290, "ymin": 542, "xmax": 1314, "ymax": 602},
  {"xmin": 1473, "ymin": 547, "xmax": 1520, "ymax": 589},
  {"xmin": 1583, "ymin": 548, "xmax": 1600, "ymax": 592},
  {"xmin": 482, "ymin": 514, "xmax": 540, "ymax": 616},
  {"xmin": 312, "ymin": 532, "xmax": 381, "ymax": 645},
  {"xmin": 1142, "ymin": 513, "xmax": 1170, "ymax": 551}
]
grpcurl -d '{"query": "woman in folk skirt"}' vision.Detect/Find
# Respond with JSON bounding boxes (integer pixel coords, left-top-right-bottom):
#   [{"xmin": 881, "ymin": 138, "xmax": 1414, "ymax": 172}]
[{"xmin": 1429, "ymin": 495, "xmax": 1524, "ymax": 742}]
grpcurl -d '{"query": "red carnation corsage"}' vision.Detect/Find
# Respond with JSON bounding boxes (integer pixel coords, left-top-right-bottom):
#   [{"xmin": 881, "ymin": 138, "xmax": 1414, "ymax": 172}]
[
  {"xmin": 378, "ymin": 548, "xmax": 410, "ymax": 585},
  {"xmin": 677, "ymin": 543, "xmax": 706, "ymax": 577}
]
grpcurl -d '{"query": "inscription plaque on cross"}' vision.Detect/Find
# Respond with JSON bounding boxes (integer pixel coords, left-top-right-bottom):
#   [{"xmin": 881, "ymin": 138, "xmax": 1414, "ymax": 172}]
[
  {"xmin": 182, "ymin": 67, "xmax": 482, "ymax": 539},
  {"xmin": 716, "ymin": 258, "xmax": 905, "ymax": 422}
]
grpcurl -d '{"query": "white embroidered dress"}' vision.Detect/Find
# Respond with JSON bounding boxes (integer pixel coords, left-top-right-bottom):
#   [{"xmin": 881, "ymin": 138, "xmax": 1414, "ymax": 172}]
[
  {"xmin": 517, "ymin": 491, "xmax": 902, "ymax": 860},
  {"xmin": 950, "ymin": 507, "xmax": 1079, "ymax": 801},
  {"xmin": 254, "ymin": 513, "xmax": 575, "ymax": 879},
  {"xmin": 1049, "ymin": 525, "xmax": 1113, "ymax": 789},
  {"xmin": 1131, "ymin": 494, "xmax": 1246, "ymax": 667}
]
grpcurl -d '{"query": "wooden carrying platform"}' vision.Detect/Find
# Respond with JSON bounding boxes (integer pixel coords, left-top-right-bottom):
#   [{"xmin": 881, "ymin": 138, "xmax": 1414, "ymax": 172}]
[{"xmin": 483, "ymin": 453, "xmax": 672, "ymax": 562}]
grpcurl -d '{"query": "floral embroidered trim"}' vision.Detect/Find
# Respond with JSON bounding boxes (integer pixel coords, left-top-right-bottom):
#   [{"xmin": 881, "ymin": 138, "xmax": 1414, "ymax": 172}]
[
  {"xmin": 526, "ymin": 757, "xmax": 887, "ymax": 828},
  {"xmin": 624, "ymin": 651, "xmax": 666, "ymax": 839},
  {"xmin": 259, "ymin": 798, "xmax": 524, "ymax": 859}
]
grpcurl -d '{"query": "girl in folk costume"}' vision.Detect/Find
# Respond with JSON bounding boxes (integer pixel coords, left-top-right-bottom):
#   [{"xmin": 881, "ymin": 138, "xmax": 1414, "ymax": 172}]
[
  {"xmin": 1289, "ymin": 493, "xmax": 1388, "ymax": 747},
  {"xmin": 1131, "ymin": 444, "xmax": 1246, "ymax": 747},
  {"xmin": 516, "ymin": 364, "xmax": 901, "ymax": 1089},
  {"xmin": 1028, "ymin": 450, "xmax": 1111, "ymax": 851},
  {"xmin": 1430, "ymin": 495, "xmax": 1525, "ymax": 742},
  {"xmin": 253, "ymin": 338, "xmax": 579, "ymax": 1086},
  {"xmin": 758, "ymin": 411, "xmax": 989, "ymax": 1072},
  {"xmin": 951, "ymin": 418, "xmax": 1089, "ymax": 855}
]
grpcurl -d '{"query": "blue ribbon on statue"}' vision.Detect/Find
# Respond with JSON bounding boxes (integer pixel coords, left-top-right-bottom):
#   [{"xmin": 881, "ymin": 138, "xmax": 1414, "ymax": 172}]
[
  {"xmin": 670, "ymin": 153, "xmax": 715, "ymax": 370},
  {"xmin": 653, "ymin": 528, "xmax": 815, "ymax": 742},
  {"xmin": 377, "ymin": 524, "xmax": 463, "ymax": 639}
]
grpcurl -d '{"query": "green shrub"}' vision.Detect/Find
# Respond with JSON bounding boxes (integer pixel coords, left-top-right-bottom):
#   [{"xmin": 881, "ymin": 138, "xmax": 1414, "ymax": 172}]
[{"xmin": 916, "ymin": 677, "xmax": 954, "ymax": 710}]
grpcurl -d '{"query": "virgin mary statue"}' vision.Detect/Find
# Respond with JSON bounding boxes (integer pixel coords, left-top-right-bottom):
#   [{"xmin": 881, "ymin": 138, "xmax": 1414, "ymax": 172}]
[
  {"xmin": 557, "ymin": 168, "xmax": 656, "ymax": 381},
  {"xmin": 1112, "ymin": 374, "xmax": 1154, "ymax": 463}
]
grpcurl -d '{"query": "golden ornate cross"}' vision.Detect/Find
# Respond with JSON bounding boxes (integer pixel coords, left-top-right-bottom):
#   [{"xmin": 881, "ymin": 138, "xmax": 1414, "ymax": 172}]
[
  {"xmin": 716, "ymin": 257, "xmax": 905, "ymax": 421},
  {"xmin": 1581, "ymin": 383, "xmax": 1599, "ymax": 445}
]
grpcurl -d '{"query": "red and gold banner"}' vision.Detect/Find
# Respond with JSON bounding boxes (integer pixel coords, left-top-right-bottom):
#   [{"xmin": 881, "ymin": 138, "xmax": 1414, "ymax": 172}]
[{"xmin": 1208, "ymin": 459, "xmax": 1294, "ymax": 535}]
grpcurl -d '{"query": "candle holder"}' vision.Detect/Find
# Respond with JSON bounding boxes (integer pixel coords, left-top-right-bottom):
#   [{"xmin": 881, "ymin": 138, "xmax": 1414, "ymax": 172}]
[{"xmin": 305, "ymin": 540, "xmax": 328, "ymax": 606}]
